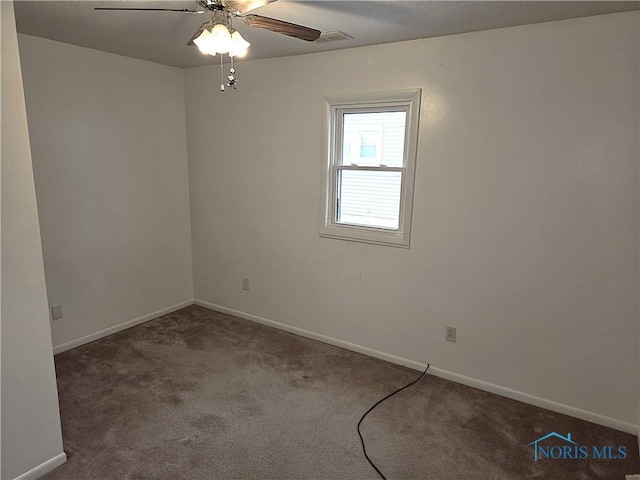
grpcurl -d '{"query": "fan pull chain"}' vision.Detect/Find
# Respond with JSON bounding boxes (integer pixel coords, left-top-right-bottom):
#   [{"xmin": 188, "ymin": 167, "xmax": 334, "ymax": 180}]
[
  {"xmin": 228, "ymin": 56, "xmax": 237, "ymax": 89},
  {"xmin": 216, "ymin": 49, "xmax": 237, "ymax": 91},
  {"xmin": 220, "ymin": 54, "xmax": 225, "ymax": 91}
]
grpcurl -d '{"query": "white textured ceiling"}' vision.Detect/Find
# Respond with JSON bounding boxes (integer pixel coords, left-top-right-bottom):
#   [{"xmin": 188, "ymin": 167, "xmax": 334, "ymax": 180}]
[{"xmin": 14, "ymin": 1, "xmax": 640, "ymax": 68}]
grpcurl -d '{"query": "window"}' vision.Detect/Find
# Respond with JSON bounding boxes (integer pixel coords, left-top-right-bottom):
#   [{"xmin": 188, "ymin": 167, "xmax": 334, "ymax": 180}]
[{"xmin": 320, "ymin": 89, "xmax": 421, "ymax": 247}]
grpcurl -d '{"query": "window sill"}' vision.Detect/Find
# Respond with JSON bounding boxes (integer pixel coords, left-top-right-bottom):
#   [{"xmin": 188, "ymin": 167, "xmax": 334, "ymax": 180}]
[{"xmin": 319, "ymin": 224, "xmax": 410, "ymax": 248}]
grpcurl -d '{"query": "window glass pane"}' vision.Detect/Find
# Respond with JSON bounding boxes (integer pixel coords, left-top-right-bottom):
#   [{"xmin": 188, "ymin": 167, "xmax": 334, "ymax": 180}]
[
  {"xmin": 360, "ymin": 132, "xmax": 377, "ymax": 157},
  {"xmin": 342, "ymin": 111, "xmax": 406, "ymax": 166},
  {"xmin": 337, "ymin": 169, "xmax": 401, "ymax": 230},
  {"xmin": 360, "ymin": 145, "xmax": 376, "ymax": 158},
  {"xmin": 342, "ymin": 143, "xmax": 351, "ymax": 159}
]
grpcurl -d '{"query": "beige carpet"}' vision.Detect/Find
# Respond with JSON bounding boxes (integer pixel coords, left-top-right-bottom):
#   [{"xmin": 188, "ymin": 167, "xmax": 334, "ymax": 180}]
[{"xmin": 44, "ymin": 305, "xmax": 639, "ymax": 479}]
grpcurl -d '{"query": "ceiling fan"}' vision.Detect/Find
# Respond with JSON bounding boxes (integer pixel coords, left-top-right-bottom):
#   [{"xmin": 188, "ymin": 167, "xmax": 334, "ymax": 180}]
[{"xmin": 95, "ymin": 0, "xmax": 321, "ymax": 89}]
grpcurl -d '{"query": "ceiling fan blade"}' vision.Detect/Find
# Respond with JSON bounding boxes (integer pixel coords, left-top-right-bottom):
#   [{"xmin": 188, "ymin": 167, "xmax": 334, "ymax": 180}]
[
  {"xmin": 241, "ymin": 14, "xmax": 320, "ymax": 42},
  {"xmin": 225, "ymin": 0, "xmax": 277, "ymax": 15},
  {"xmin": 187, "ymin": 22, "xmax": 210, "ymax": 46},
  {"xmin": 94, "ymin": 7, "xmax": 205, "ymax": 14}
]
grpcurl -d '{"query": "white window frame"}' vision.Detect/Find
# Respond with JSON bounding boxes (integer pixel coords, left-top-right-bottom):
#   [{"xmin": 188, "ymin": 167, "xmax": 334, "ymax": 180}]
[{"xmin": 320, "ymin": 89, "xmax": 421, "ymax": 247}]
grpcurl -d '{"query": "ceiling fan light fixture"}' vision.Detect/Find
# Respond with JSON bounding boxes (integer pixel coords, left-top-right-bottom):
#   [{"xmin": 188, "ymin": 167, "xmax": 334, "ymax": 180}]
[
  {"xmin": 229, "ymin": 31, "xmax": 250, "ymax": 57},
  {"xmin": 193, "ymin": 22, "xmax": 236, "ymax": 56},
  {"xmin": 210, "ymin": 23, "xmax": 232, "ymax": 53},
  {"xmin": 193, "ymin": 27, "xmax": 217, "ymax": 55}
]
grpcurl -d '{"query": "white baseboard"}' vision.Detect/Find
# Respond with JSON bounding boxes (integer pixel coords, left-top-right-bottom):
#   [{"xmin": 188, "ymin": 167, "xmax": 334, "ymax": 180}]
[
  {"xmin": 426, "ymin": 366, "xmax": 638, "ymax": 435},
  {"xmin": 53, "ymin": 299, "xmax": 195, "ymax": 354},
  {"xmin": 13, "ymin": 452, "xmax": 67, "ymax": 480},
  {"xmin": 194, "ymin": 299, "xmax": 638, "ymax": 435}
]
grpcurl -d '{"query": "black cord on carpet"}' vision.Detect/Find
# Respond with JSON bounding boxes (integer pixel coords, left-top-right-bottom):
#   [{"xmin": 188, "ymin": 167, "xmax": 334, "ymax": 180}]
[{"xmin": 357, "ymin": 364, "xmax": 431, "ymax": 480}]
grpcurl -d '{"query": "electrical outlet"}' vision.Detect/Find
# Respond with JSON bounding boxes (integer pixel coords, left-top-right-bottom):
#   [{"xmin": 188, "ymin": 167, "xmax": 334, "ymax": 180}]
[
  {"xmin": 242, "ymin": 277, "xmax": 250, "ymax": 291},
  {"xmin": 446, "ymin": 326, "xmax": 456, "ymax": 342}
]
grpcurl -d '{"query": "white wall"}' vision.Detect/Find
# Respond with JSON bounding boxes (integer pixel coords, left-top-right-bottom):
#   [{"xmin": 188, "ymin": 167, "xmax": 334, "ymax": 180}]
[
  {"xmin": 1, "ymin": 2, "xmax": 66, "ymax": 478},
  {"xmin": 185, "ymin": 12, "xmax": 639, "ymax": 430},
  {"xmin": 17, "ymin": 35, "xmax": 194, "ymax": 352}
]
